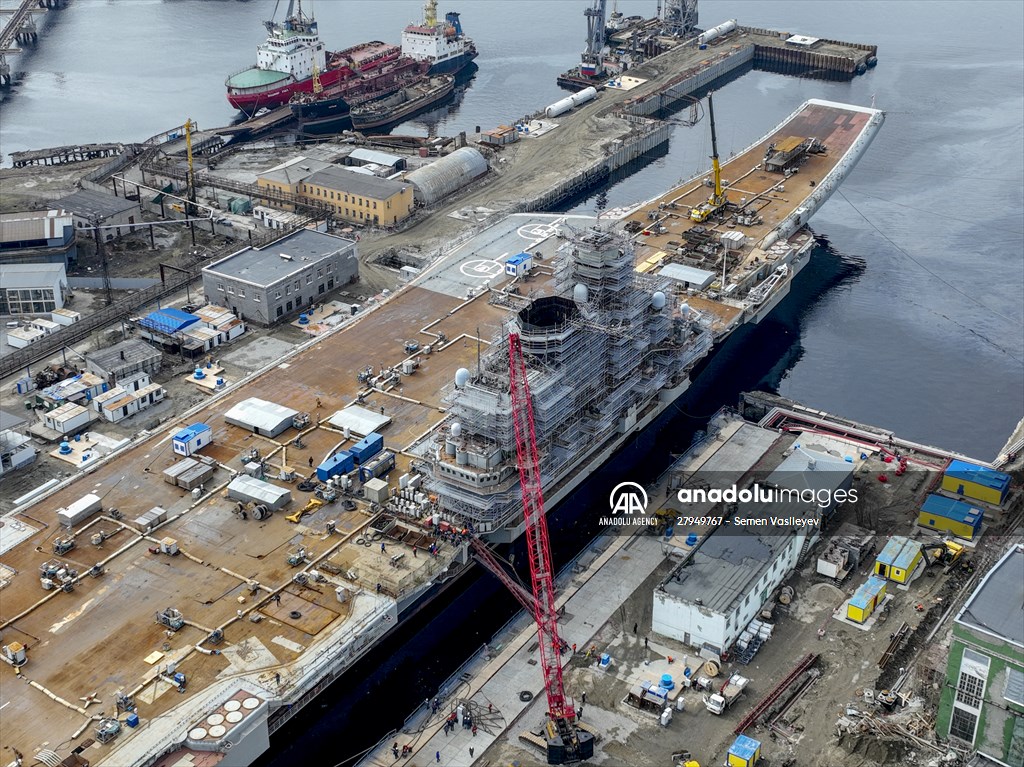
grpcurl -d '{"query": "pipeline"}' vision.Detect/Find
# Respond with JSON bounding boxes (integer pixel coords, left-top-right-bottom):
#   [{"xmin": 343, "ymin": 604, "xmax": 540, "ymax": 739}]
[{"xmin": 29, "ymin": 679, "xmax": 90, "ymax": 716}]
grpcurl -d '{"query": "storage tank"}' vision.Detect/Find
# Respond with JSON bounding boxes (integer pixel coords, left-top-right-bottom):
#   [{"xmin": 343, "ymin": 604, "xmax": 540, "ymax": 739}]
[
  {"xmin": 405, "ymin": 147, "xmax": 488, "ymax": 205},
  {"xmin": 573, "ymin": 283, "xmax": 589, "ymax": 303},
  {"xmin": 652, "ymin": 291, "xmax": 667, "ymax": 311},
  {"xmin": 454, "ymin": 368, "xmax": 470, "ymax": 388},
  {"xmin": 545, "ymin": 96, "xmax": 576, "ymax": 119},
  {"xmin": 698, "ymin": 19, "xmax": 737, "ymax": 45},
  {"xmin": 570, "ymin": 86, "xmax": 598, "ymax": 107}
]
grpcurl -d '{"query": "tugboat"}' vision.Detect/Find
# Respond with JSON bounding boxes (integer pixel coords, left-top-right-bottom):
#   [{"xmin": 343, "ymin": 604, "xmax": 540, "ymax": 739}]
[
  {"xmin": 350, "ymin": 74, "xmax": 456, "ymax": 132},
  {"xmin": 400, "ymin": 0, "xmax": 477, "ymax": 76},
  {"xmin": 225, "ymin": 0, "xmax": 401, "ymax": 114}
]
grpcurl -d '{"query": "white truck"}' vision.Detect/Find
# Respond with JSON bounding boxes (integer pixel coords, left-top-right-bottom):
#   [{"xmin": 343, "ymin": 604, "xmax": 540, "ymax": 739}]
[{"xmin": 703, "ymin": 672, "xmax": 749, "ymax": 715}]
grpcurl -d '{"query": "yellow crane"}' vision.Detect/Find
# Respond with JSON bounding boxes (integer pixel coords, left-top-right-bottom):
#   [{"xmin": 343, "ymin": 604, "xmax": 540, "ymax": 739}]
[
  {"xmin": 690, "ymin": 92, "xmax": 728, "ymax": 222},
  {"xmin": 312, "ymin": 61, "xmax": 323, "ymax": 95},
  {"xmin": 184, "ymin": 118, "xmax": 197, "ymax": 216}
]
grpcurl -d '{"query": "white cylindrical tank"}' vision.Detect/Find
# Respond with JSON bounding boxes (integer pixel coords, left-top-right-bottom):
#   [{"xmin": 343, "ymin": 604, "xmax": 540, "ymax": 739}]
[
  {"xmin": 545, "ymin": 96, "xmax": 576, "ymax": 118},
  {"xmin": 570, "ymin": 86, "xmax": 598, "ymax": 107},
  {"xmin": 450, "ymin": 422, "xmax": 463, "ymax": 438},
  {"xmin": 454, "ymin": 368, "xmax": 470, "ymax": 388},
  {"xmin": 573, "ymin": 283, "xmax": 589, "ymax": 303},
  {"xmin": 680, "ymin": 302, "xmax": 691, "ymax": 318},
  {"xmin": 698, "ymin": 19, "xmax": 737, "ymax": 45},
  {"xmin": 456, "ymin": 450, "xmax": 469, "ymax": 466},
  {"xmin": 652, "ymin": 291, "xmax": 667, "ymax": 310}
]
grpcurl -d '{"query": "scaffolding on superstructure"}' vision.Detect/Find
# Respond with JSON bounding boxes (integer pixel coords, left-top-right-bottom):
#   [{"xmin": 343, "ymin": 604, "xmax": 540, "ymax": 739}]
[{"xmin": 423, "ymin": 225, "xmax": 713, "ymax": 533}]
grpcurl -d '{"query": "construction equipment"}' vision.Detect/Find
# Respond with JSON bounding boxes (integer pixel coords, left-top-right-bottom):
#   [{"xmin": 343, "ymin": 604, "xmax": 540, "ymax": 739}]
[
  {"xmin": 314, "ymin": 483, "xmax": 338, "ymax": 502},
  {"xmin": 155, "ymin": 607, "xmax": 185, "ymax": 632},
  {"xmin": 404, "ymin": 340, "xmax": 421, "ymax": 354},
  {"xmin": 52, "ymin": 537, "xmax": 75, "ymax": 555},
  {"xmin": 671, "ymin": 751, "xmax": 701, "ymax": 767},
  {"xmin": 286, "ymin": 497, "xmax": 324, "ymax": 524},
  {"xmin": 689, "ymin": 92, "xmax": 728, "ymax": 222},
  {"xmin": 286, "ymin": 547, "xmax": 308, "ymax": 567},
  {"xmin": 703, "ymin": 672, "xmax": 748, "ymax": 715},
  {"xmin": 921, "ymin": 538, "xmax": 964, "ymax": 567},
  {"xmin": 95, "ymin": 718, "xmax": 121, "ymax": 744},
  {"xmin": 505, "ymin": 330, "xmax": 594, "ymax": 764}
]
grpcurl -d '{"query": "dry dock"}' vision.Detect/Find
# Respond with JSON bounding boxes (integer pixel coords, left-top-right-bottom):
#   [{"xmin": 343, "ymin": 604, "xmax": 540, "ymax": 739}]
[{"xmin": 378, "ymin": 393, "xmax": 1020, "ymax": 767}]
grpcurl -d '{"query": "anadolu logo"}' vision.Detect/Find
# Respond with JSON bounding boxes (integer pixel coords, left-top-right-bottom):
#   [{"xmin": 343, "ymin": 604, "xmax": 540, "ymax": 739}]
[{"xmin": 609, "ymin": 482, "xmax": 648, "ymax": 515}]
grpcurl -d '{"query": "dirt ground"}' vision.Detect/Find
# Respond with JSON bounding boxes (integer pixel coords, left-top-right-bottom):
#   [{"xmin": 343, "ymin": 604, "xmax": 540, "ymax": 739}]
[
  {"xmin": 0, "ymin": 158, "xmax": 109, "ymax": 211},
  {"xmin": 478, "ymin": 457, "xmax": 995, "ymax": 767}
]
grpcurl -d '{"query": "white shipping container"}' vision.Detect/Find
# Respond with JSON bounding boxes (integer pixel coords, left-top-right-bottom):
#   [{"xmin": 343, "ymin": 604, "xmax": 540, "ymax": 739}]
[{"xmin": 57, "ymin": 493, "xmax": 102, "ymax": 527}]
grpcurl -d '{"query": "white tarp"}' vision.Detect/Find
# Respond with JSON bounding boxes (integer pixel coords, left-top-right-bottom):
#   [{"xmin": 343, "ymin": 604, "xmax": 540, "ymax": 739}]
[
  {"xmin": 328, "ymin": 405, "xmax": 392, "ymax": 437},
  {"xmin": 224, "ymin": 397, "xmax": 298, "ymax": 438},
  {"xmin": 227, "ymin": 475, "xmax": 292, "ymax": 510}
]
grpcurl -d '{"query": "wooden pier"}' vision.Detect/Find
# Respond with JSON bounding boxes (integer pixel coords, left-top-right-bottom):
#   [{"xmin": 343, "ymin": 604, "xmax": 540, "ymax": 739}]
[{"xmin": 10, "ymin": 142, "xmax": 126, "ymax": 168}]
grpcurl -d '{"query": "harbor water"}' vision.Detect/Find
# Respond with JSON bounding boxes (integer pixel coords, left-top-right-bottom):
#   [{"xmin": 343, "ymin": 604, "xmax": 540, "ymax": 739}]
[{"xmin": 1, "ymin": 1, "xmax": 1021, "ymax": 763}]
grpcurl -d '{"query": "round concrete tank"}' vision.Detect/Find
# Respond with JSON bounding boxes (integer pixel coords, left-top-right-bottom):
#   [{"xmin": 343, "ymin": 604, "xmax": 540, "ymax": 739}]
[
  {"xmin": 406, "ymin": 147, "xmax": 488, "ymax": 206},
  {"xmin": 570, "ymin": 86, "xmax": 598, "ymax": 107},
  {"xmin": 454, "ymin": 368, "xmax": 470, "ymax": 388},
  {"xmin": 545, "ymin": 96, "xmax": 576, "ymax": 118},
  {"xmin": 456, "ymin": 449, "xmax": 469, "ymax": 466},
  {"xmin": 450, "ymin": 422, "xmax": 463, "ymax": 438},
  {"xmin": 445, "ymin": 440, "xmax": 457, "ymax": 456},
  {"xmin": 698, "ymin": 19, "xmax": 737, "ymax": 45},
  {"xmin": 573, "ymin": 283, "xmax": 589, "ymax": 303},
  {"xmin": 652, "ymin": 291, "xmax": 667, "ymax": 310}
]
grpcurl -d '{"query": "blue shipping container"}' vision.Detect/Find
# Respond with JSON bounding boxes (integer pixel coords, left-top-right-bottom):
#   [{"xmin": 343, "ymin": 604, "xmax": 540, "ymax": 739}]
[
  {"xmin": 349, "ymin": 432, "xmax": 384, "ymax": 464},
  {"xmin": 317, "ymin": 451, "xmax": 354, "ymax": 481}
]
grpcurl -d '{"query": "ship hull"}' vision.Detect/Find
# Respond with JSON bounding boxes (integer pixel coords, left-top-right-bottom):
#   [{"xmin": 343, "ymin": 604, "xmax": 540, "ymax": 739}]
[
  {"xmin": 427, "ymin": 48, "xmax": 478, "ymax": 76},
  {"xmin": 351, "ymin": 77, "xmax": 456, "ymax": 132},
  {"xmin": 228, "ymin": 67, "xmax": 348, "ymax": 114}
]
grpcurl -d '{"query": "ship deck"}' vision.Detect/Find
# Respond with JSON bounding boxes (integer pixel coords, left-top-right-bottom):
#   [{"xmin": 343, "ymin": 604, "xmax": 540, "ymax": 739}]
[
  {"xmin": 623, "ymin": 99, "xmax": 874, "ymax": 290},
  {"xmin": 0, "ymin": 101, "xmax": 882, "ymax": 763},
  {"xmin": 0, "ymin": 214, "xmax": 575, "ymax": 763}
]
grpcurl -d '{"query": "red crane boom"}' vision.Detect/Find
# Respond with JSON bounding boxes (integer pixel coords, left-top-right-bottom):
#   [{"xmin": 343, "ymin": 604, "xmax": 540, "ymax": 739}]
[{"xmin": 507, "ymin": 330, "xmax": 572, "ymax": 722}]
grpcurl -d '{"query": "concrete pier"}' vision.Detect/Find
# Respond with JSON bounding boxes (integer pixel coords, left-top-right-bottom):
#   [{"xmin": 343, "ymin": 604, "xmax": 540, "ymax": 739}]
[{"xmin": 0, "ymin": 0, "xmax": 64, "ymax": 86}]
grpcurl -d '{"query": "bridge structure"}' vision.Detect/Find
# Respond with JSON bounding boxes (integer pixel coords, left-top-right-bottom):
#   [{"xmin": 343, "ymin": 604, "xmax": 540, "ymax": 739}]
[{"xmin": 0, "ymin": 0, "xmax": 64, "ymax": 86}]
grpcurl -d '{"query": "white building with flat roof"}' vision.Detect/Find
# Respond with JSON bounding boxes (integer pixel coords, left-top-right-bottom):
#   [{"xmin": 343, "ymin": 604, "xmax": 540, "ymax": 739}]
[{"xmin": 0, "ymin": 262, "xmax": 69, "ymax": 315}]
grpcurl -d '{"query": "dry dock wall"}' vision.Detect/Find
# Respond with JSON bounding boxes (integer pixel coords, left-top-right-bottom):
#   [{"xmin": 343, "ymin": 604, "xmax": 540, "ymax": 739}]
[{"xmin": 520, "ymin": 115, "xmax": 674, "ymax": 211}]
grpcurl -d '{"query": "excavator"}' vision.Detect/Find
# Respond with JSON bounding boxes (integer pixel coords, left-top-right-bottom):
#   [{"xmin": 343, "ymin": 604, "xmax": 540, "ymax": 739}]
[{"xmin": 920, "ymin": 538, "xmax": 965, "ymax": 568}]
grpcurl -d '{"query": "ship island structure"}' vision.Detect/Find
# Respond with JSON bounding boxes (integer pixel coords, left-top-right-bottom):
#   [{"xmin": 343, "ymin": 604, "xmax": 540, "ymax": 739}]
[{"xmin": 0, "ymin": 83, "xmax": 883, "ymax": 764}]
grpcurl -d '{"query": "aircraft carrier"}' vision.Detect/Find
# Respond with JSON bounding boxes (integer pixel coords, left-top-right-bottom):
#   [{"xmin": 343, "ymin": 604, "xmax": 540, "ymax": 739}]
[{"xmin": 0, "ymin": 97, "xmax": 882, "ymax": 767}]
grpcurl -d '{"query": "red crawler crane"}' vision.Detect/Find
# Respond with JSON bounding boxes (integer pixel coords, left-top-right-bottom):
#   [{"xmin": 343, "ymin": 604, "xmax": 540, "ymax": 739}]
[{"xmin": 504, "ymin": 330, "xmax": 594, "ymax": 764}]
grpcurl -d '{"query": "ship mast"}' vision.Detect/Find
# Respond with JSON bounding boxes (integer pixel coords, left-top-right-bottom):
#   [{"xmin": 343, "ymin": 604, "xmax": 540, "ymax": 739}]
[{"xmin": 423, "ymin": 0, "xmax": 438, "ymax": 28}]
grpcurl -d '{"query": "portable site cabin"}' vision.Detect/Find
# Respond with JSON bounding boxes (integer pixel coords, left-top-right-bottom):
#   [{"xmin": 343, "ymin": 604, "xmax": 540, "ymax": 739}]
[
  {"xmin": 173, "ymin": 423, "xmax": 212, "ymax": 457},
  {"xmin": 918, "ymin": 493, "xmax": 984, "ymax": 541},
  {"xmin": 847, "ymin": 575, "xmax": 887, "ymax": 623},
  {"xmin": 874, "ymin": 536, "xmax": 922, "ymax": 585},
  {"xmin": 941, "ymin": 460, "xmax": 1010, "ymax": 506}
]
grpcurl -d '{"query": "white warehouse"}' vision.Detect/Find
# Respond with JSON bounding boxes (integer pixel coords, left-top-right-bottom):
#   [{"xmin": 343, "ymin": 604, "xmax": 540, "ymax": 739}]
[{"xmin": 652, "ymin": 517, "xmax": 808, "ymax": 656}]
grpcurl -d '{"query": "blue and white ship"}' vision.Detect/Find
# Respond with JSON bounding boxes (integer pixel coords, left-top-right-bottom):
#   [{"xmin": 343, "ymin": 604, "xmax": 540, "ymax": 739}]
[{"xmin": 401, "ymin": 0, "xmax": 477, "ymax": 76}]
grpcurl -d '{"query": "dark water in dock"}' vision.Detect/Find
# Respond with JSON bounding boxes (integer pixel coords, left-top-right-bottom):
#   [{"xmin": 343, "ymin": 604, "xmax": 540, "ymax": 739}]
[{"xmin": 1, "ymin": 1, "xmax": 1021, "ymax": 762}]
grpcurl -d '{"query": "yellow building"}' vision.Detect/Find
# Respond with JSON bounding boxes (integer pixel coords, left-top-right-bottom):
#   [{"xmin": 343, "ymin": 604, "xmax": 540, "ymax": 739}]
[
  {"xmin": 918, "ymin": 493, "xmax": 984, "ymax": 541},
  {"xmin": 727, "ymin": 735, "xmax": 762, "ymax": 767},
  {"xmin": 847, "ymin": 575, "xmax": 887, "ymax": 623},
  {"xmin": 874, "ymin": 535, "xmax": 922, "ymax": 584},
  {"xmin": 256, "ymin": 156, "xmax": 332, "ymax": 211},
  {"xmin": 941, "ymin": 459, "xmax": 1011, "ymax": 506},
  {"xmin": 300, "ymin": 167, "xmax": 414, "ymax": 227}
]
